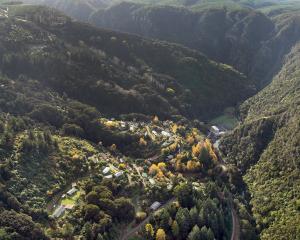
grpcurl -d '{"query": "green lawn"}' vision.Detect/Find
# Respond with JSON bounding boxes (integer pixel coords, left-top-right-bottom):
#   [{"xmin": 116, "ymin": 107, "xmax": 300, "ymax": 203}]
[
  {"xmin": 61, "ymin": 190, "xmax": 81, "ymax": 206},
  {"xmin": 210, "ymin": 114, "xmax": 239, "ymax": 130}
]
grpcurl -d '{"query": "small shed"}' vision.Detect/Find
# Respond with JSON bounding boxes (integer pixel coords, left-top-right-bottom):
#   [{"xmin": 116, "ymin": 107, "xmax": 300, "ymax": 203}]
[
  {"xmin": 149, "ymin": 178, "xmax": 156, "ymax": 185},
  {"xmin": 211, "ymin": 126, "xmax": 220, "ymax": 135},
  {"xmin": 67, "ymin": 187, "xmax": 77, "ymax": 196},
  {"xmin": 114, "ymin": 171, "xmax": 124, "ymax": 178},
  {"xmin": 152, "ymin": 130, "xmax": 158, "ymax": 136},
  {"xmin": 142, "ymin": 173, "xmax": 148, "ymax": 178},
  {"xmin": 150, "ymin": 201, "xmax": 161, "ymax": 211},
  {"xmin": 52, "ymin": 205, "xmax": 65, "ymax": 218},
  {"xmin": 102, "ymin": 167, "xmax": 110, "ymax": 175}
]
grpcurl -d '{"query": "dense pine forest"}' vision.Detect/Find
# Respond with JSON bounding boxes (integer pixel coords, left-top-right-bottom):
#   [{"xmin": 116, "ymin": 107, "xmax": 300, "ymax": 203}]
[{"xmin": 0, "ymin": 1, "xmax": 299, "ymax": 240}]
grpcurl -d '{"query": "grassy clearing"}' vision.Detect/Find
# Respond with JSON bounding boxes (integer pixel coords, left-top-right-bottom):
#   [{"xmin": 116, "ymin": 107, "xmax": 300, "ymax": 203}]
[
  {"xmin": 210, "ymin": 114, "xmax": 239, "ymax": 130},
  {"xmin": 61, "ymin": 190, "xmax": 81, "ymax": 206}
]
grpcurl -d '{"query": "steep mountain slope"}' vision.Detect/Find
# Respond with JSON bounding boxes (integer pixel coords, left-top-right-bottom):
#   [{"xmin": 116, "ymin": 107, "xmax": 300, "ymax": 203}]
[
  {"xmin": 89, "ymin": 2, "xmax": 300, "ymax": 88},
  {"xmin": 21, "ymin": 0, "xmax": 112, "ymax": 21},
  {"xmin": 220, "ymin": 41, "xmax": 300, "ymax": 240},
  {"xmin": 0, "ymin": 5, "xmax": 253, "ymax": 120}
]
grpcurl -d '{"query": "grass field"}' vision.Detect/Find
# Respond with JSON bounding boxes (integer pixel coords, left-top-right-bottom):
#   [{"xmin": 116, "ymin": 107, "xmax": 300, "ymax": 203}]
[
  {"xmin": 61, "ymin": 190, "xmax": 81, "ymax": 206},
  {"xmin": 210, "ymin": 114, "xmax": 239, "ymax": 130}
]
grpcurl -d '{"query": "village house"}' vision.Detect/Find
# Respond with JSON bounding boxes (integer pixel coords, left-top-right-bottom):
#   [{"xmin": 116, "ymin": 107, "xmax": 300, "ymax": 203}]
[
  {"xmin": 114, "ymin": 171, "xmax": 124, "ymax": 178},
  {"xmin": 152, "ymin": 130, "xmax": 158, "ymax": 136},
  {"xmin": 52, "ymin": 205, "xmax": 65, "ymax": 218},
  {"xmin": 102, "ymin": 166, "xmax": 110, "ymax": 175},
  {"xmin": 150, "ymin": 201, "xmax": 161, "ymax": 211},
  {"xmin": 210, "ymin": 126, "xmax": 220, "ymax": 135},
  {"xmin": 149, "ymin": 178, "xmax": 156, "ymax": 185},
  {"xmin": 67, "ymin": 187, "xmax": 77, "ymax": 196},
  {"xmin": 142, "ymin": 173, "xmax": 148, "ymax": 178}
]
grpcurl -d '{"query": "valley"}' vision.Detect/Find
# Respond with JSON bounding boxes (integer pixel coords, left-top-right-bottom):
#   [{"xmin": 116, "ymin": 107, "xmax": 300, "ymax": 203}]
[{"xmin": 0, "ymin": 1, "xmax": 299, "ymax": 240}]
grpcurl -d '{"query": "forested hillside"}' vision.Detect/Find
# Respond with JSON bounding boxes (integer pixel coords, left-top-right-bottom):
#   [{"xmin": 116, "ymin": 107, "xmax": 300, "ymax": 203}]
[
  {"xmin": 20, "ymin": 0, "xmax": 112, "ymax": 21},
  {"xmin": 220, "ymin": 41, "xmax": 300, "ymax": 240},
  {"xmin": 1, "ymin": 5, "xmax": 253, "ymax": 120},
  {"xmin": 0, "ymin": 1, "xmax": 299, "ymax": 240},
  {"xmin": 90, "ymin": 2, "xmax": 300, "ymax": 88}
]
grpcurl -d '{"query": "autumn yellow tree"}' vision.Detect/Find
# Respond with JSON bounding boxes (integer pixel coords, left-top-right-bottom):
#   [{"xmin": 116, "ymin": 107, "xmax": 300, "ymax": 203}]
[
  {"xmin": 145, "ymin": 223, "xmax": 154, "ymax": 238},
  {"xmin": 187, "ymin": 160, "xmax": 201, "ymax": 172},
  {"xmin": 149, "ymin": 164, "xmax": 159, "ymax": 176},
  {"xmin": 158, "ymin": 162, "xmax": 166, "ymax": 171},
  {"xmin": 175, "ymin": 159, "xmax": 183, "ymax": 172},
  {"xmin": 153, "ymin": 115, "xmax": 159, "ymax": 123},
  {"xmin": 109, "ymin": 144, "xmax": 117, "ymax": 151},
  {"xmin": 139, "ymin": 137, "xmax": 147, "ymax": 146},
  {"xmin": 192, "ymin": 142, "xmax": 202, "ymax": 157},
  {"xmin": 156, "ymin": 228, "xmax": 166, "ymax": 240},
  {"xmin": 205, "ymin": 139, "xmax": 218, "ymax": 162},
  {"xmin": 156, "ymin": 170, "xmax": 165, "ymax": 179},
  {"xmin": 171, "ymin": 124, "xmax": 178, "ymax": 134},
  {"xmin": 118, "ymin": 163, "xmax": 126, "ymax": 170},
  {"xmin": 169, "ymin": 142, "xmax": 178, "ymax": 152},
  {"xmin": 186, "ymin": 134, "xmax": 195, "ymax": 145}
]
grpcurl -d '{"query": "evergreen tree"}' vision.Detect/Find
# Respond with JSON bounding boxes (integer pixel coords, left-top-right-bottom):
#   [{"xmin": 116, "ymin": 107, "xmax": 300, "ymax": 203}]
[
  {"xmin": 199, "ymin": 226, "xmax": 210, "ymax": 240},
  {"xmin": 188, "ymin": 225, "xmax": 201, "ymax": 240},
  {"xmin": 159, "ymin": 209, "xmax": 171, "ymax": 231},
  {"xmin": 174, "ymin": 182, "xmax": 194, "ymax": 208},
  {"xmin": 190, "ymin": 207, "xmax": 199, "ymax": 226},
  {"xmin": 175, "ymin": 208, "xmax": 192, "ymax": 238},
  {"xmin": 207, "ymin": 228, "xmax": 215, "ymax": 240}
]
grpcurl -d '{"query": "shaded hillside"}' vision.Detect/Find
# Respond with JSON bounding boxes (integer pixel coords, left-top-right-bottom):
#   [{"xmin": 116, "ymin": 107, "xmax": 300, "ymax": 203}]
[
  {"xmin": 0, "ymin": 5, "xmax": 253, "ymax": 120},
  {"xmin": 220, "ymin": 42, "xmax": 300, "ymax": 240},
  {"xmin": 90, "ymin": 2, "xmax": 300, "ymax": 87},
  {"xmin": 21, "ymin": 0, "xmax": 112, "ymax": 21}
]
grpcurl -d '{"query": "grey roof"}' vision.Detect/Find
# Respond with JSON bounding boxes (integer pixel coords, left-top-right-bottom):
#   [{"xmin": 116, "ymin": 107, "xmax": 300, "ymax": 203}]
[
  {"xmin": 52, "ymin": 205, "xmax": 65, "ymax": 218},
  {"xmin": 150, "ymin": 201, "xmax": 161, "ymax": 210}
]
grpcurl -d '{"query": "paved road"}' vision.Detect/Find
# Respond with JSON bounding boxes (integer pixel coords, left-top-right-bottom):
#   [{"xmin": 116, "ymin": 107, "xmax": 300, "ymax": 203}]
[
  {"xmin": 231, "ymin": 208, "xmax": 240, "ymax": 240},
  {"xmin": 213, "ymin": 138, "xmax": 240, "ymax": 240}
]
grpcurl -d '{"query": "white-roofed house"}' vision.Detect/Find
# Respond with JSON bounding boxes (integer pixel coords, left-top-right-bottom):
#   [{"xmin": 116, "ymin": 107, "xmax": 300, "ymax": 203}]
[
  {"xmin": 102, "ymin": 167, "xmax": 110, "ymax": 175},
  {"xmin": 210, "ymin": 126, "xmax": 220, "ymax": 135},
  {"xmin": 114, "ymin": 171, "xmax": 124, "ymax": 178},
  {"xmin": 67, "ymin": 187, "xmax": 77, "ymax": 196},
  {"xmin": 149, "ymin": 178, "xmax": 156, "ymax": 185},
  {"xmin": 150, "ymin": 201, "xmax": 161, "ymax": 211}
]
